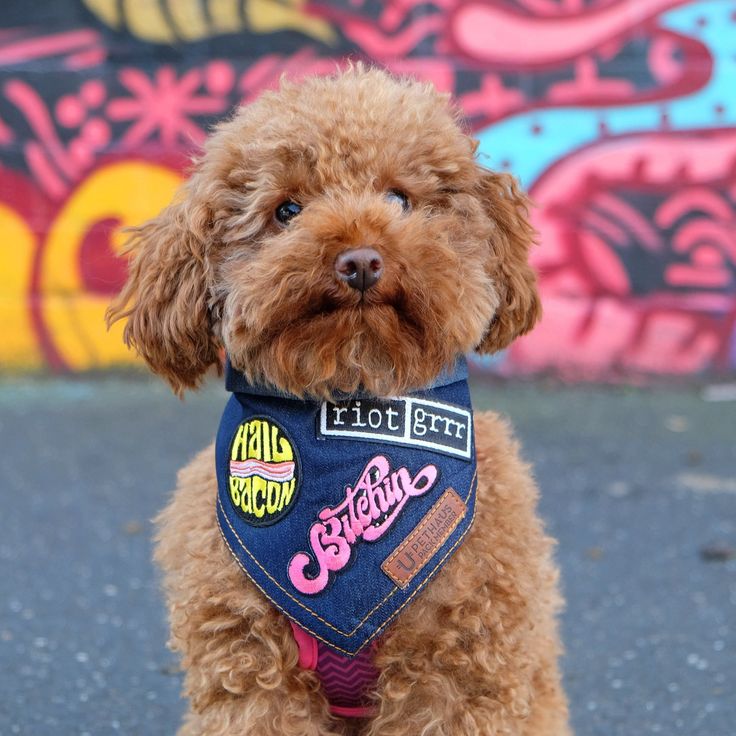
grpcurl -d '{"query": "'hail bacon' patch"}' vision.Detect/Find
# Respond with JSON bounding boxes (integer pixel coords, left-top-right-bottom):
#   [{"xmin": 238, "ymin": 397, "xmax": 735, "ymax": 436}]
[{"xmin": 226, "ymin": 416, "xmax": 300, "ymax": 526}]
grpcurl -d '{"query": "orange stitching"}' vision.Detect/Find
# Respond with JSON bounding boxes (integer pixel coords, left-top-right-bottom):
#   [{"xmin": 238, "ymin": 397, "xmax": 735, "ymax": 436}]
[
  {"xmin": 382, "ymin": 488, "xmax": 467, "ymax": 588},
  {"xmin": 218, "ymin": 495, "xmax": 354, "ymax": 635},
  {"xmin": 383, "ymin": 488, "xmax": 465, "ymax": 568}
]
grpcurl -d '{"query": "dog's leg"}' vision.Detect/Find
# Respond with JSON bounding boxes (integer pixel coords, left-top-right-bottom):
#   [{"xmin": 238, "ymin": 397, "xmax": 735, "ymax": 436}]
[
  {"xmin": 365, "ymin": 413, "xmax": 571, "ymax": 736},
  {"xmin": 155, "ymin": 446, "xmax": 344, "ymax": 736}
]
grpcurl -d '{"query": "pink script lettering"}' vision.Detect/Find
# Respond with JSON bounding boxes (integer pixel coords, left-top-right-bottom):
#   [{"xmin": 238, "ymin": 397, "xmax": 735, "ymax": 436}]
[{"xmin": 287, "ymin": 455, "xmax": 438, "ymax": 595}]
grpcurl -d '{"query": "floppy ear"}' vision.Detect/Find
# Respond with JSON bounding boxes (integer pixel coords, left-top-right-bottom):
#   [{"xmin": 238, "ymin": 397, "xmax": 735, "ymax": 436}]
[
  {"xmin": 475, "ymin": 167, "xmax": 542, "ymax": 353},
  {"xmin": 106, "ymin": 175, "xmax": 220, "ymax": 394}
]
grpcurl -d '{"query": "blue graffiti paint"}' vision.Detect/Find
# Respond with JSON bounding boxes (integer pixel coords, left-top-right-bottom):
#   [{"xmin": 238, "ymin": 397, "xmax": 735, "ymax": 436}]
[{"xmin": 476, "ymin": 1, "xmax": 736, "ymax": 187}]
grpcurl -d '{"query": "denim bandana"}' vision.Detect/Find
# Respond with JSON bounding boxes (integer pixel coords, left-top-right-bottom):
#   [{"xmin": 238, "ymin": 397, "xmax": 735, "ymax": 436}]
[{"xmin": 216, "ymin": 358, "xmax": 477, "ymax": 657}]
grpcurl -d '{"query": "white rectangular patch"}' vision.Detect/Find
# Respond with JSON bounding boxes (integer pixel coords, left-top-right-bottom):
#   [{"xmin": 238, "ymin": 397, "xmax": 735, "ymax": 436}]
[{"xmin": 318, "ymin": 396, "xmax": 473, "ymax": 460}]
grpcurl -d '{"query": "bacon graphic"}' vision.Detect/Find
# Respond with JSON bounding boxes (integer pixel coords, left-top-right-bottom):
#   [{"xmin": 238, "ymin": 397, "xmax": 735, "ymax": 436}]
[{"xmin": 230, "ymin": 459, "xmax": 295, "ymax": 482}]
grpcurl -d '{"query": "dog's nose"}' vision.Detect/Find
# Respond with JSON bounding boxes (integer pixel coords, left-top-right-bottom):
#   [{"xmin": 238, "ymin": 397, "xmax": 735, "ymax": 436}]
[{"xmin": 334, "ymin": 248, "xmax": 383, "ymax": 292}]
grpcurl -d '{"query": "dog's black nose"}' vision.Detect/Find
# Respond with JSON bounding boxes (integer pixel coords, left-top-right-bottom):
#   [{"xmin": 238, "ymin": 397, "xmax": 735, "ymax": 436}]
[{"xmin": 334, "ymin": 248, "xmax": 383, "ymax": 292}]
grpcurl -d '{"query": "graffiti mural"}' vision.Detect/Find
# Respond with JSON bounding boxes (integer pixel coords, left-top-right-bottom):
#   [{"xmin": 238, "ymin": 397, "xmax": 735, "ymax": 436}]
[{"xmin": 0, "ymin": 0, "xmax": 734, "ymax": 376}]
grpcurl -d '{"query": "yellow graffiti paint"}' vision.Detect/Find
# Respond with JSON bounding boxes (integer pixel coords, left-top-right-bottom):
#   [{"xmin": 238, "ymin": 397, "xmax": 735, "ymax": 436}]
[
  {"xmin": 81, "ymin": 0, "xmax": 122, "ymax": 29},
  {"xmin": 245, "ymin": 0, "xmax": 336, "ymax": 43},
  {"xmin": 82, "ymin": 0, "xmax": 335, "ymax": 44},
  {"xmin": 40, "ymin": 161, "xmax": 182, "ymax": 370},
  {"xmin": 208, "ymin": 0, "xmax": 242, "ymax": 35},
  {"xmin": 0, "ymin": 204, "xmax": 42, "ymax": 369}
]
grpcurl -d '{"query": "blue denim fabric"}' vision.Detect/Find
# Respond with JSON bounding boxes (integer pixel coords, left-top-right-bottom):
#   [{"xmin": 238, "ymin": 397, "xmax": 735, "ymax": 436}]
[{"xmin": 216, "ymin": 359, "xmax": 477, "ymax": 657}]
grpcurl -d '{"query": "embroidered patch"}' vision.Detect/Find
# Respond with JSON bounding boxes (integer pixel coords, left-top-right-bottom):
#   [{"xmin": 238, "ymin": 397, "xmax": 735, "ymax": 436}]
[
  {"xmin": 227, "ymin": 416, "xmax": 300, "ymax": 526},
  {"xmin": 287, "ymin": 454, "xmax": 439, "ymax": 595},
  {"xmin": 382, "ymin": 488, "xmax": 467, "ymax": 588},
  {"xmin": 318, "ymin": 397, "xmax": 472, "ymax": 460}
]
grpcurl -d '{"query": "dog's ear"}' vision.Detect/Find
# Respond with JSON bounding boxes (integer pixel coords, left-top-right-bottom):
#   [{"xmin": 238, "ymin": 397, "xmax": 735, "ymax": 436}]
[
  {"xmin": 474, "ymin": 167, "xmax": 542, "ymax": 354},
  {"xmin": 106, "ymin": 173, "xmax": 220, "ymax": 394}
]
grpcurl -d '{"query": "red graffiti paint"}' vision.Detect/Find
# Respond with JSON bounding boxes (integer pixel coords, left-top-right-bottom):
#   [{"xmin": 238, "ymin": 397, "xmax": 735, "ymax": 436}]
[
  {"xmin": 79, "ymin": 217, "xmax": 127, "ymax": 296},
  {"xmin": 449, "ymin": 0, "xmax": 691, "ymax": 68},
  {"xmin": 509, "ymin": 130, "xmax": 736, "ymax": 376}
]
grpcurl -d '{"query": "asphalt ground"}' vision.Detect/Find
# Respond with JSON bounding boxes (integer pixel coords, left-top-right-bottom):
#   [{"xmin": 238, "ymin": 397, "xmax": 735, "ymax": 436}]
[{"xmin": 0, "ymin": 375, "xmax": 734, "ymax": 736}]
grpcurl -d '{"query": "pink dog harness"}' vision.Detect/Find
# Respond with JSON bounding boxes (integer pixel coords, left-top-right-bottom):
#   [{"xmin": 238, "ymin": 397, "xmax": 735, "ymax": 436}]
[{"xmin": 290, "ymin": 622, "xmax": 379, "ymax": 717}]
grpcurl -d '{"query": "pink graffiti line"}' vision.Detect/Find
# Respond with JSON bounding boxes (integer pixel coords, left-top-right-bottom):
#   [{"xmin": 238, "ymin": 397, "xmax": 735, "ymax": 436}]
[
  {"xmin": 25, "ymin": 141, "xmax": 67, "ymax": 199},
  {"xmin": 239, "ymin": 54, "xmax": 302, "ymax": 99},
  {"xmin": 4, "ymin": 80, "xmax": 81, "ymax": 197},
  {"xmin": 379, "ymin": 0, "xmax": 456, "ymax": 31},
  {"xmin": 239, "ymin": 49, "xmax": 343, "ymax": 102},
  {"xmin": 590, "ymin": 192, "xmax": 664, "ymax": 253},
  {"xmin": 65, "ymin": 46, "xmax": 107, "ymax": 70},
  {"xmin": 450, "ymin": 0, "xmax": 692, "ymax": 68},
  {"xmin": 0, "ymin": 29, "xmax": 101, "ymax": 65},
  {"xmin": 349, "ymin": 16, "xmax": 446, "ymax": 59},
  {"xmin": 656, "ymin": 188, "xmax": 734, "ymax": 229},
  {"xmin": 672, "ymin": 219, "xmax": 736, "ymax": 262},
  {"xmin": 461, "ymin": 74, "xmax": 527, "ymax": 121},
  {"xmin": 287, "ymin": 455, "xmax": 438, "ymax": 595}
]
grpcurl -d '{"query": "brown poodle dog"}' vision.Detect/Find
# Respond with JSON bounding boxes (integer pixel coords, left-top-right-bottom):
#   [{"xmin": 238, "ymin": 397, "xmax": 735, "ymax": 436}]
[{"xmin": 108, "ymin": 67, "xmax": 571, "ymax": 736}]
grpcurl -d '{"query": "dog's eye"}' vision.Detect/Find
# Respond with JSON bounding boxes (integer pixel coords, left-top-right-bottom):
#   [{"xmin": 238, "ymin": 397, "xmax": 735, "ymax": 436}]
[
  {"xmin": 275, "ymin": 200, "xmax": 302, "ymax": 225},
  {"xmin": 385, "ymin": 189, "xmax": 411, "ymax": 213}
]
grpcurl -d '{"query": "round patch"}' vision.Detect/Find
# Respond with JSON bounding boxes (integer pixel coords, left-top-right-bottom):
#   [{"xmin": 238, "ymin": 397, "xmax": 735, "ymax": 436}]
[{"xmin": 227, "ymin": 416, "xmax": 301, "ymax": 526}]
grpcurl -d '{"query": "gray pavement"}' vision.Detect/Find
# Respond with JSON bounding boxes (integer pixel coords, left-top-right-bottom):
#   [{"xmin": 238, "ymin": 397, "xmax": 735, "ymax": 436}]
[{"xmin": 0, "ymin": 375, "xmax": 734, "ymax": 735}]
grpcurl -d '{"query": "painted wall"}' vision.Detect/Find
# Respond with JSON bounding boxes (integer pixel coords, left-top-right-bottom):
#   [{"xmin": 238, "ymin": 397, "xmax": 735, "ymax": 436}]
[{"xmin": 0, "ymin": 0, "xmax": 734, "ymax": 377}]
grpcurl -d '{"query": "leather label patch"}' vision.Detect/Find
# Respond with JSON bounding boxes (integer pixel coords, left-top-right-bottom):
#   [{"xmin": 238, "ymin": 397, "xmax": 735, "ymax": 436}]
[{"xmin": 382, "ymin": 488, "xmax": 467, "ymax": 588}]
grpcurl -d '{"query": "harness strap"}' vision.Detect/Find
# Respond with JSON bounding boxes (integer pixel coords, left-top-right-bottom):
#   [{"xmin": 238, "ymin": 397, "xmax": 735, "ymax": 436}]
[{"xmin": 289, "ymin": 622, "xmax": 379, "ymax": 718}]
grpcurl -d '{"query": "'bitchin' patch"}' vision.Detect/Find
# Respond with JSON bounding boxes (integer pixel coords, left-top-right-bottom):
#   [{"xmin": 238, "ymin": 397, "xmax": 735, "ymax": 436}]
[
  {"xmin": 287, "ymin": 454, "xmax": 439, "ymax": 595},
  {"xmin": 318, "ymin": 397, "xmax": 472, "ymax": 460},
  {"xmin": 227, "ymin": 416, "xmax": 300, "ymax": 526}
]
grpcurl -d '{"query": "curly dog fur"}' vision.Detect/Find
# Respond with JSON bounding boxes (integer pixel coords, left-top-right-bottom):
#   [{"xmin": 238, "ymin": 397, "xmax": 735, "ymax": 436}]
[{"xmin": 108, "ymin": 66, "xmax": 571, "ymax": 735}]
